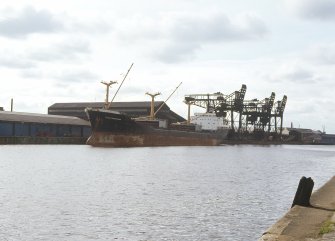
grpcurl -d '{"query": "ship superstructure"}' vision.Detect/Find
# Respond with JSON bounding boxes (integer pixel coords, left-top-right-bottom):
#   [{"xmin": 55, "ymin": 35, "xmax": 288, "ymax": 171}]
[{"xmin": 191, "ymin": 112, "xmax": 229, "ymax": 131}]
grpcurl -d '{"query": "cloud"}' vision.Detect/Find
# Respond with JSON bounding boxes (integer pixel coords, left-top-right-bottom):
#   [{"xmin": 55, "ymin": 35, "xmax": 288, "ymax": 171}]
[
  {"xmin": 28, "ymin": 40, "xmax": 91, "ymax": 62},
  {"xmin": 19, "ymin": 68, "xmax": 99, "ymax": 85},
  {"xmin": 20, "ymin": 69, "xmax": 42, "ymax": 78},
  {"xmin": 306, "ymin": 43, "xmax": 335, "ymax": 65},
  {"xmin": 116, "ymin": 12, "xmax": 268, "ymax": 63},
  {"xmin": 70, "ymin": 20, "xmax": 113, "ymax": 34},
  {"xmin": 53, "ymin": 69, "xmax": 99, "ymax": 83},
  {"xmin": 0, "ymin": 38, "xmax": 91, "ymax": 71},
  {"xmin": 0, "ymin": 55, "xmax": 35, "ymax": 69},
  {"xmin": 0, "ymin": 6, "xmax": 63, "ymax": 38},
  {"xmin": 286, "ymin": 0, "xmax": 335, "ymax": 20},
  {"xmin": 157, "ymin": 13, "xmax": 267, "ymax": 63},
  {"xmin": 170, "ymin": 13, "xmax": 267, "ymax": 43},
  {"xmin": 152, "ymin": 42, "xmax": 199, "ymax": 63},
  {"xmin": 283, "ymin": 68, "xmax": 315, "ymax": 83},
  {"xmin": 259, "ymin": 60, "xmax": 319, "ymax": 86}
]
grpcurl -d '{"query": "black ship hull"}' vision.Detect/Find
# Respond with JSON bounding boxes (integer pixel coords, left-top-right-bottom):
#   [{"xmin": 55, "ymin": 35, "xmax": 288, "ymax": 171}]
[{"xmin": 85, "ymin": 108, "xmax": 227, "ymax": 147}]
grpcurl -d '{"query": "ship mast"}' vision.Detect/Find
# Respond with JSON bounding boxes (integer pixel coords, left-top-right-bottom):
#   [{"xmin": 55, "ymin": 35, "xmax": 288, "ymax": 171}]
[
  {"xmin": 146, "ymin": 92, "xmax": 161, "ymax": 120},
  {"xmin": 101, "ymin": 81, "xmax": 118, "ymax": 109}
]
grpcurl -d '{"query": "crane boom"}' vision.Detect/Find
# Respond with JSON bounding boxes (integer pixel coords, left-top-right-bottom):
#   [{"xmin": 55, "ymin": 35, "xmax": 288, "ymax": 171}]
[
  {"xmin": 107, "ymin": 63, "xmax": 134, "ymax": 109},
  {"xmin": 154, "ymin": 82, "xmax": 182, "ymax": 116}
]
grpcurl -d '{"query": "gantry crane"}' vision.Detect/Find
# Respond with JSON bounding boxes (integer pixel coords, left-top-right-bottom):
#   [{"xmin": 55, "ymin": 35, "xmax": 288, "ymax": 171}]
[{"xmin": 184, "ymin": 84, "xmax": 287, "ymax": 140}]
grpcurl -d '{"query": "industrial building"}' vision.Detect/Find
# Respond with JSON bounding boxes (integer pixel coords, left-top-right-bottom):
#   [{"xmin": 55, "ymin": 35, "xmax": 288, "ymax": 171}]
[
  {"xmin": 288, "ymin": 128, "xmax": 322, "ymax": 144},
  {"xmin": 0, "ymin": 111, "xmax": 90, "ymax": 144},
  {"xmin": 320, "ymin": 134, "xmax": 335, "ymax": 145},
  {"xmin": 48, "ymin": 101, "xmax": 186, "ymax": 123}
]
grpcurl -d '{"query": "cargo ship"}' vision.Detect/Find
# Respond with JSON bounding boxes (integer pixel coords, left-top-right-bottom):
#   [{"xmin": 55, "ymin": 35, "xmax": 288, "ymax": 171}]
[
  {"xmin": 85, "ymin": 64, "xmax": 228, "ymax": 147},
  {"xmin": 85, "ymin": 108, "xmax": 228, "ymax": 147}
]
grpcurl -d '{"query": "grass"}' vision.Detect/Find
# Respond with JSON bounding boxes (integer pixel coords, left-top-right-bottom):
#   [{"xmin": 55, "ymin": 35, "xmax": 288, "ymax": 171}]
[{"xmin": 319, "ymin": 220, "xmax": 335, "ymax": 235}]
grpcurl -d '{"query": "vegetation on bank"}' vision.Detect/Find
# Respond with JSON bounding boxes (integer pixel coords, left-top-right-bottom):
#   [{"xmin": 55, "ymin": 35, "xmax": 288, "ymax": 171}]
[{"xmin": 319, "ymin": 220, "xmax": 335, "ymax": 235}]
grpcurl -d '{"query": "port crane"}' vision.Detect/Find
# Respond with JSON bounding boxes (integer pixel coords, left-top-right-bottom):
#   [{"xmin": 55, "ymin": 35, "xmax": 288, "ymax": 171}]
[{"xmin": 185, "ymin": 84, "xmax": 287, "ymax": 139}]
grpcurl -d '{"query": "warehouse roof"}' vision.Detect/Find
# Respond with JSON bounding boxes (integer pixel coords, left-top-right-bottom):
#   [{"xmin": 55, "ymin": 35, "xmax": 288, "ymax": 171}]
[
  {"xmin": 0, "ymin": 111, "xmax": 90, "ymax": 126},
  {"xmin": 48, "ymin": 101, "xmax": 186, "ymax": 123},
  {"xmin": 49, "ymin": 101, "xmax": 168, "ymax": 109}
]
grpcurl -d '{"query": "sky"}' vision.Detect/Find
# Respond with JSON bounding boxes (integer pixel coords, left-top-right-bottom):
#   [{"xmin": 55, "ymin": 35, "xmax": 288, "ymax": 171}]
[{"xmin": 0, "ymin": 0, "xmax": 335, "ymax": 132}]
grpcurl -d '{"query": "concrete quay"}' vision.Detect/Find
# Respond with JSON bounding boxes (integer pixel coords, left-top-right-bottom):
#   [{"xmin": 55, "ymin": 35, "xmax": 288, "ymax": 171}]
[{"xmin": 259, "ymin": 176, "xmax": 335, "ymax": 241}]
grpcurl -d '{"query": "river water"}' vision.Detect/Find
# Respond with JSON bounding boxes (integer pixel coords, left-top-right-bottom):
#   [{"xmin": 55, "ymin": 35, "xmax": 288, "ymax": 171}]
[{"xmin": 1, "ymin": 145, "xmax": 335, "ymax": 241}]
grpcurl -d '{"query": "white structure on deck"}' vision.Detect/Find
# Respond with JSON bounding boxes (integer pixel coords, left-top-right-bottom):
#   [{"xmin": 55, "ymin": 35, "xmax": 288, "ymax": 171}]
[{"xmin": 190, "ymin": 112, "xmax": 229, "ymax": 131}]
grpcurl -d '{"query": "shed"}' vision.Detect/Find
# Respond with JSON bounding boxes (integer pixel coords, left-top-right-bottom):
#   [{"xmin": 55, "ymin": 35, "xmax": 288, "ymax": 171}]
[{"xmin": 0, "ymin": 111, "xmax": 90, "ymax": 137}]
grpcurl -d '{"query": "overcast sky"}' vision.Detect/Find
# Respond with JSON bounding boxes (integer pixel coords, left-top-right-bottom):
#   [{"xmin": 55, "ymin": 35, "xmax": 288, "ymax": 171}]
[{"xmin": 0, "ymin": 0, "xmax": 335, "ymax": 132}]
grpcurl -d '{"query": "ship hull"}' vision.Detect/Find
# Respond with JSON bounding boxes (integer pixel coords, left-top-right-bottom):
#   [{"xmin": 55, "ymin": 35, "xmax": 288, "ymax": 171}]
[{"xmin": 85, "ymin": 108, "xmax": 226, "ymax": 147}]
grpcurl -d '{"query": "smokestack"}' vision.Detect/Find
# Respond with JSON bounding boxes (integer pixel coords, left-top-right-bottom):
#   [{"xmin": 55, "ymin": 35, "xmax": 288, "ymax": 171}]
[{"xmin": 11, "ymin": 98, "xmax": 13, "ymax": 112}]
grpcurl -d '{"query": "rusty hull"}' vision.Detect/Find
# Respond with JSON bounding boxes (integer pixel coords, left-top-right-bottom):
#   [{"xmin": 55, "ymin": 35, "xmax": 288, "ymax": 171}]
[
  {"xmin": 85, "ymin": 108, "xmax": 227, "ymax": 147},
  {"xmin": 87, "ymin": 131, "xmax": 222, "ymax": 147}
]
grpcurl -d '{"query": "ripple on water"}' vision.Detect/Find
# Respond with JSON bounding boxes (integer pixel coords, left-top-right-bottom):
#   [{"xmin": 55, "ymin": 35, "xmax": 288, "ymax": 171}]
[{"xmin": 0, "ymin": 145, "xmax": 335, "ymax": 240}]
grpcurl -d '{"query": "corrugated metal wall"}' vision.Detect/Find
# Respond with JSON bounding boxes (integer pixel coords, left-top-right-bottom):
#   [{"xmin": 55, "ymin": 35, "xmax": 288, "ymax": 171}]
[{"xmin": 0, "ymin": 121, "xmax": 91, "ymax": 138}]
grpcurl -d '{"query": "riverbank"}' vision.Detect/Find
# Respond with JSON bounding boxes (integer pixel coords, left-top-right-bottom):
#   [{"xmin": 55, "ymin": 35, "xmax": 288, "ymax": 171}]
[{"xmin": 259, "ymin": 176, "xmax": 335, "ymax": 240}]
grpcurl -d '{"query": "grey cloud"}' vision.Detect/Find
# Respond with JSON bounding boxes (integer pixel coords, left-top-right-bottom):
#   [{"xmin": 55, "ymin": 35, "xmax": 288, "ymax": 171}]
[
  {"xmin": 265, "ymin": 65, "xmax": 317, "ymax": 85},
  {"xmin": 0, "ymin": 6, "xmax": 63, "ymax": 38},
  {"xmin": 293, "ymin": 0, "xmax": 335, "ymax": 20},
  {"xmin": 171, "ymin": 14, "xmax": 267, "ymax": 43},
  {"xmin": 116, "ymin": 12, "xmax": 267, "ymax": 63},
  {"xmin": 151, "ymin": 13, "xmax": 267, "ymax": 63},
  {"xmin": 284, "ymin": 68, "xmax": 315, "ymax": 83},
  {"xmin": 152, "ymin": 42, "xmax": 199, "ymax": 63},
  {"xmin": 308, "ymin": 44, "xmax": 335, "ymax": 65},
  {"xmin": 70, "ymin": 20, "xmax": 113, "ymax": 34},
  {"xmin": 0, "ymin": 40, "xmax": 91, "ymax": 70},
  {"xmin": 28, "ymin": 41, "xmax": 91, "ymax": 62},
  {"xmin": 20, "ymin": 69, "xmax": 42, "ymax": 78},
  {"xmin": 54, "ymin": 69, "xmax": 99, "ymax": 83},
  {"xmin": 0, "ymin": 55, "xmax": 35, "ymax": 69}
]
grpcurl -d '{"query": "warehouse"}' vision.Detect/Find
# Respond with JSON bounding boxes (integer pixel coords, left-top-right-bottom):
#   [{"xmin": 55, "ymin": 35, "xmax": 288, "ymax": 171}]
[
  {"xmin": 0, "ymin": 111, "xmax": 90, "ymax": 143},
  {"xmin": 48, "ymin": 101, "xmax": 186, "ymax": 123},
  {"xmin": 288, "ymin": 128, "xmax": 322, "ymax": 144}
]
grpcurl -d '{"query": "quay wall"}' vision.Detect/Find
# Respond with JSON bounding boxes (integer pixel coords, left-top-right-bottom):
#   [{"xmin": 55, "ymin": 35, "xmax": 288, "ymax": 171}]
[{"xmin": 259, "ymin": 176, "xmax": 335, "ymax": 240}]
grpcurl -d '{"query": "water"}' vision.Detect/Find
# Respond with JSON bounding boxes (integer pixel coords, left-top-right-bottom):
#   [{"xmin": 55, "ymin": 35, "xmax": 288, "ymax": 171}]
[{"xmin": 1, "ymin": 145, "xmax": 335, "ymax": 241}]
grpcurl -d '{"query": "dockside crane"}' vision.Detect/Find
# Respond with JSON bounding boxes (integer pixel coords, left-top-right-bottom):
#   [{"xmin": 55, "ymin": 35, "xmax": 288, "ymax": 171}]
[
  {"xmin": 184, "ymin": 96, "xmax": 195, "ymax": 124},
  {"xmin": 242, "ymin": 92, "xmax": 275, "ymax": 133},
  {"xmin": 184, "ymin": 84, "xmax": 247, "ymax": 132},
  {"xmin": 273, "ymin": 95, "xmax": 287, "ymax": 138},
  {"xmin": 184, "ymin": 84, "xmax": 287, "ymax": 140}
]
